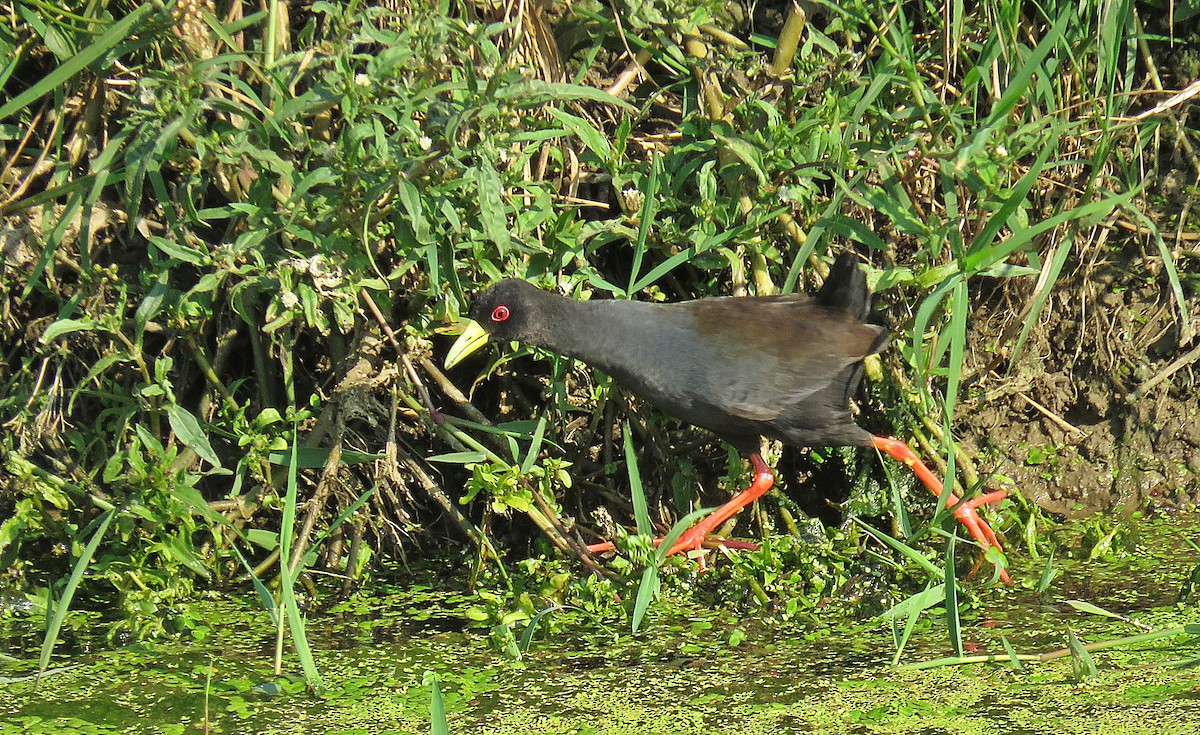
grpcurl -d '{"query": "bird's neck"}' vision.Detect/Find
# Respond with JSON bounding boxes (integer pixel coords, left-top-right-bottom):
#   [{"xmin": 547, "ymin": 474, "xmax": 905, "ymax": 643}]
[{"xmin": 525, "ymin": 292, "xmax": 658, "ymax": 372}]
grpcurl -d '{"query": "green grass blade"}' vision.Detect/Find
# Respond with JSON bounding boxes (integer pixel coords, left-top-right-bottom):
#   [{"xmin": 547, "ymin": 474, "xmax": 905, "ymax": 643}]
[
  {"xmin": 881, "ymin": 582, "xmax": 946, "ymax": 622},
  {"xmin": 37, "ymin": 508, "xmax": 114, "ymax": 683},
  {"xmin": 1035, "ymin": 550, "xmax": 1057, "ymax": 594},
  {"xmin": 890, "ymin": 587, "xmax": 925, "ymax": 666},
  {"xmin": 1065, "ymin": 599, "xmax": 1131, "ymax": 622},
  {"xmin": 1122, "ymin": 206, "xmax": 1194, "ymax": 343},
  {"xmin": 1000, "ymin": 633, "xmax": 1023, "ymax": 670},
  {"xmin": 965, "ymin": 134, "xmax": 1056, "ymax": 263},
  {"xmin": 653, "ymin": 506, "xmax": 718, "ymax": 565},
  {"xmin": 430, "ymin": 678, "xmax": 448, "ymax": 735},
  {"xmin": 966, "ymin": 183, "xmax": 1136, "ymax": 276},
  {"xmin": 631, "ymin": 565, "xmax": 660, "ymax": 633},
  {"xmin": 783, "ymin": 173, "xmax": 861, "ymax": 293},
  {"xmin": 944, "ymin": 280, "xmax": 968, "ymax": 420},
  {"xmin": 517, "ymin": 604, "xmax": 562, "ymax": 653},
  {"xmin": 1008, "ymin": 235, "xmax": 1072, "ymax": 369},
  {"xmin": 279, "ymin": 425, "xmax": 323, "ymax": 691},
  {"xmin": 1067, "ymin": 627, "xmax": 1098, "ymax": 681},
  {"xmin": 545, "ymin": 107, "xmax": 612, "ymax": 161},
  {"xmin": 945, "ymin": 535, "xmax": 963, "ymax": 657},
  {"xmin": 519, "ymin": 414, "xmax": 547, "ymax": 475},
  {"xmin": 853, "ymin": 517, "xmax": 944, "ymax": 580},
  {"xmin": 513, "ymin": 80, "xmax": 638, "ymax": 112},
  {"xmin": 0, "ymin": 4, "xmax": 159, "ymax": 121},
  {"xmin": 956, "ymin": 8, "xmax": 1070, "ymax": 163},
  {"xmin": 624, "ymin": 423, "xmax": 650, "ymax": 536},
  {"xmin": 882, "ymin": 580, "xmax": 946, "ymax": 664},
  {"xmin": 908, "ymin": 272, "xmax": 960, "ymax": 380},
  {"xmin": 229, "ymin": 540, "xmax": 279, "ymax": 624},
  {"xmin": 308, "ymin": 485, "xmax": 378, "ymax": 552},
  {"xmin": 627, "ymin": 153, "xmax": 661, "ymax": 294},
  {"xmin": 928, "ymin": 280, "xmax": 969, "ymax": 519},
  {"xmin": 426, "ymin": 451, "xmax": 489, "ymax": 464}
]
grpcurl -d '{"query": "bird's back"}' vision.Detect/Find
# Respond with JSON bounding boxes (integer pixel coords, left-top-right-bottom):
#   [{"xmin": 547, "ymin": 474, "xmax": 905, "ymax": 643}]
[{"xmin": 597, "ymin": 255, "xmax": 886, "ymax": 453}]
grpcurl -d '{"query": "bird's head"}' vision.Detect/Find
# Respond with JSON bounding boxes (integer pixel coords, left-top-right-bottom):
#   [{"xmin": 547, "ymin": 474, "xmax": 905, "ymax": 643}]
[{"xmin": 444, "ymin": 279, "xmax": 543, "ymax": 368}]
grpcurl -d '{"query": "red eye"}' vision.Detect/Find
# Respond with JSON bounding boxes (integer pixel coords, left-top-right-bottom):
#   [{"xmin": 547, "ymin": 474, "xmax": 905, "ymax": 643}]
[{"xmin": 490, "ymin": 305, "xmax": 510, "ymax": 322}]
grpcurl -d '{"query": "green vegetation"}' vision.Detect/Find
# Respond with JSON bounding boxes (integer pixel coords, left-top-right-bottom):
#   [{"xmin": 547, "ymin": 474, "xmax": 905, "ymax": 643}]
[
  {"xmin": 2, "ymin": 520, "xmax": 1200, "ymax": 733},
  {"xmin": 1, "ymin": 0, "xmax": 1197, "ymax": 708}
]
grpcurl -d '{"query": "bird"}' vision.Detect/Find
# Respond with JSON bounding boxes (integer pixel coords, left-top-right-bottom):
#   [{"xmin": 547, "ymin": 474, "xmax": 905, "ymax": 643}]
[{"xmin": 444, "ymin": 253, "xmax": 1010, "ymax": 582}]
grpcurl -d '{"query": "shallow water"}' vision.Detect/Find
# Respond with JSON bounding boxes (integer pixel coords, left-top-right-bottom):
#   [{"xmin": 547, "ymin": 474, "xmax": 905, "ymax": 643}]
[{"xmin": 2, "ymin": 513, "xmax": 1199, "ymax": 734}]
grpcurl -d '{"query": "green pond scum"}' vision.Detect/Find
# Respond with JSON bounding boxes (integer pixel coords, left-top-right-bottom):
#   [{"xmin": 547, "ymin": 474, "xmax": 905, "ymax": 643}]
[{"xmin": 2, "ymin": 514, "xmax": 1200, "ymax": 734}]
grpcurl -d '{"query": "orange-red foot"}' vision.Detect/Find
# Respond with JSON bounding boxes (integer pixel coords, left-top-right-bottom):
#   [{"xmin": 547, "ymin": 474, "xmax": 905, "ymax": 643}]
[
  {"xmin": 585, "ymin": 453, "xmax": 775, "ymax": 568},
  {"xmin": 871, "ymin": 435, "xmax": 1012, "ymax": 584},
  {"xmin": 666, "ymin": 453, "xmax": 774, "ymax": 557}
]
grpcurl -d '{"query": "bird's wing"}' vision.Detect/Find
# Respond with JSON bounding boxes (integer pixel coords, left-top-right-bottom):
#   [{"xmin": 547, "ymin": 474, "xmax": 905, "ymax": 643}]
[{"xmin": 687, "ymin": 296, "xmax": 886, "ymax": 421}]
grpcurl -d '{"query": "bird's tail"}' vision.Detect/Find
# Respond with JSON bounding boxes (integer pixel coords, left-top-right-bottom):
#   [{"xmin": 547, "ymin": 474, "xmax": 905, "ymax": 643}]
[
  {"xmin": 816, "ymin": 252, "xmax": 888, "ymax": 405},
  {"xmin": 815, "ymin": 251, "xmax": 871, "ymax": 320}
]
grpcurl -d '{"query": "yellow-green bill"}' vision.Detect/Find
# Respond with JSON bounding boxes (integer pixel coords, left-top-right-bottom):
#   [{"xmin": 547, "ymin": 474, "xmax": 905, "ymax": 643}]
[{"xmin": 444, "ymin": 319, "xmax": 490, "ymax": 369}]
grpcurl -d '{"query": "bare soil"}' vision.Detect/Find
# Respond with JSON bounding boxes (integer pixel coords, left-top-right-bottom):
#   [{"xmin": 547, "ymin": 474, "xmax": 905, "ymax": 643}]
[{"xmin": 956, "ymin": 248, "xmax": 1200, "ymax": 518}]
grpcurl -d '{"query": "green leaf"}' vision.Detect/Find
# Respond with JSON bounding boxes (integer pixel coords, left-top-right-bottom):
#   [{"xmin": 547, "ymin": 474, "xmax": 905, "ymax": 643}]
[
  {"xmin": 427, "ymin": 451, "xmax": 488, "ymax": 464},
  {"xmin": 544, "ymin": 107, "xmax": 611, "ymax": 161},
  {"xmin": 1065, "ymin": 599, "xmax": 1125, "ymax": 620},
  {"xmin": 161, "ymin": 532, "xmax": 210, "ymax": 577},
  {"xmin": 166, "ymin": 403, "xmax": 223, "ymax": 469},
  {"xmin": 624, "ymin": 424, "xmax": 650, "ymax": 536},
  {"xmin": 631, "ymin": 565, "xmax": 659, "ymax": 633},
  {"xmin": 40, "ymin": 318, "xmax": 97, "ymax": 344},
  {"xmin": 714, "ymin": 133, "xmax": 769, "ymax": 185},
  {"xmin": 396, "ymin": 177, "xmax": 432, "ymax": 245},
  {"xmin": 1067, "ymin": 627, "xmax": 1098, "ymax": 681},
  {"xmin": 476, "ymin": 161, "xmax": 511, "ymax": 252},
  {"xmin": 135, "ymin": 270, "xmax": 170, "ymax": 346},
  {"xmin": 289, "ymin": 166, "xmax": 337, "ymax": 203},
  {"xmin": 149, "ymin": 235, "xmax": 207, "ymax": 265},
  {"xmin": 978, "ymin": 262, "xmax": 1039, "ymax": 278}
]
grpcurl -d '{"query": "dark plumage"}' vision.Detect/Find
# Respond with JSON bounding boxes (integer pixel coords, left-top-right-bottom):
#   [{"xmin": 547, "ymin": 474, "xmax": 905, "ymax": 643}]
[{"xmin": 446, "ymin": 253, "xmax": 1009, "ymax": 581}]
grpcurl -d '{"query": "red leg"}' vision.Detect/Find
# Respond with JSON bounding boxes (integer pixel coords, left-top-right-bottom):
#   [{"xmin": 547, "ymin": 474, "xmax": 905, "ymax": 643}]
[
  {"xmin": 585, "ymin": 453, "xmax": 774, "ymax": 562},
  {"xmin": 871, "ymin": 435, "xmax": 1012, "ymax": 584},
  {"xmin": 666, "ymin": 453, "xmax": 774, "ymax": 557}
]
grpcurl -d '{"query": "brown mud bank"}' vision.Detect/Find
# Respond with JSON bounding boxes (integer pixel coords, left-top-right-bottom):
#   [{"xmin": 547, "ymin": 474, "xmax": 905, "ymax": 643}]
[{"xmin": 957, "ymin": 251, "xmax": 1200, "ymax": 518}]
